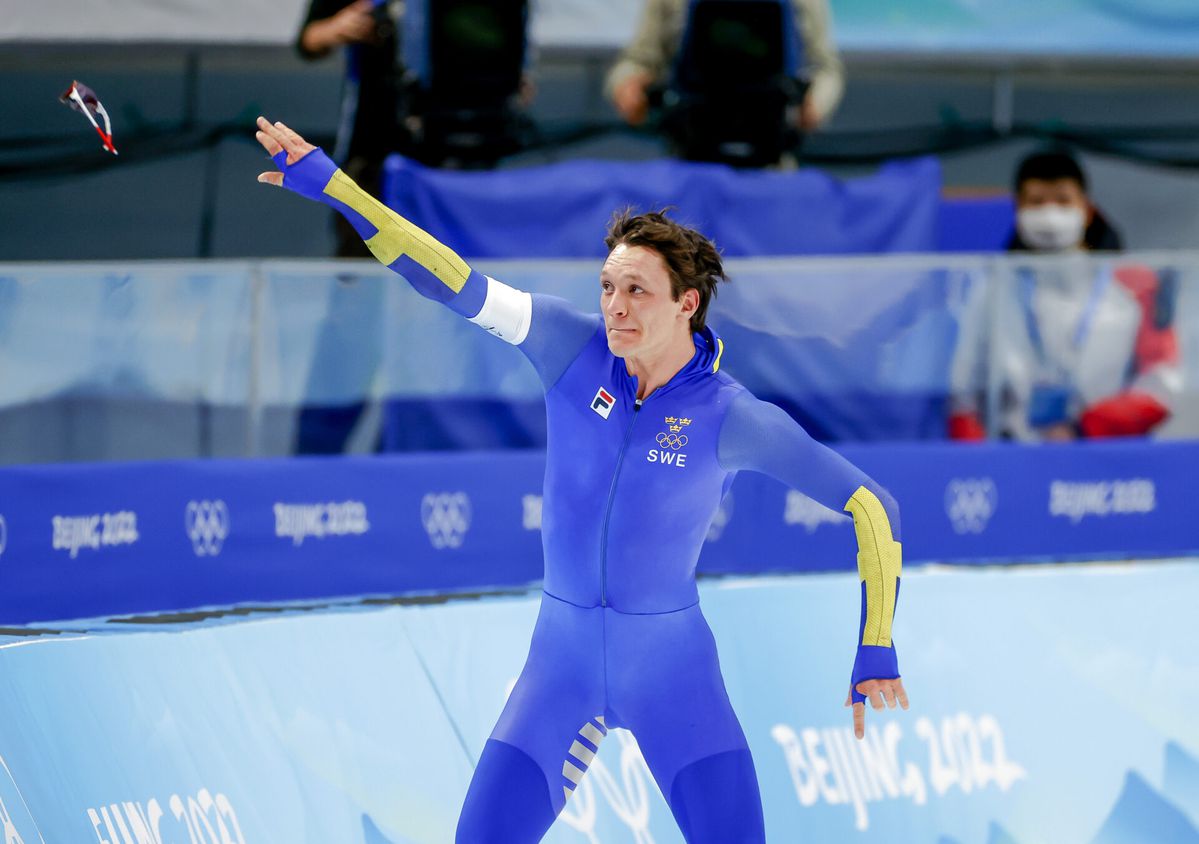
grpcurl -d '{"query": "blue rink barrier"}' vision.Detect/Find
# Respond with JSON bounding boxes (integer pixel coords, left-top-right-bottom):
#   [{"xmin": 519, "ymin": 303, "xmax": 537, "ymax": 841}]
[
  {"xmin": 0, "ymin": 564, "xmax": 1196, "ymax": 843},
  {"xmin": 0, "ymin": 440, "xmax": 1196, "ymax": 625}
]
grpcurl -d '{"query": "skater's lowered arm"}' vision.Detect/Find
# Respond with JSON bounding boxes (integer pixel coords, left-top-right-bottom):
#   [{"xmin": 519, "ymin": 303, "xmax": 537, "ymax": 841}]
[{"xmin": 717, "ymin": 391, "xmax": 908, "ymax": 738}]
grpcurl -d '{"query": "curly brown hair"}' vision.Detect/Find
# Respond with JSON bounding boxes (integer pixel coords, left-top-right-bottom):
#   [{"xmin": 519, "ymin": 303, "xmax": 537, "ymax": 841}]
[{"xmin": 604, "ymin": 208, "xmax": 728, "ymax": 333}]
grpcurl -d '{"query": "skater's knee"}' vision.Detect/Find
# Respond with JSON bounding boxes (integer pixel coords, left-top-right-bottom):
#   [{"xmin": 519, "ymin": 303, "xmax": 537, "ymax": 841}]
[
  {"xmin": 456, "ymin": 739, "xmax": 556, "ymax": 844},
  {"xmin": 669, "ymin": 748, "xmax": 765, "ymax": 844}
]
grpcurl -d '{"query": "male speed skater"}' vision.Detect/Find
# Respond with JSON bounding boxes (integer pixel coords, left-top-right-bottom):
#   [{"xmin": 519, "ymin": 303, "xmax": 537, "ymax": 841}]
[{"xmin": 255, "ymin": 116, "xmax": 909, "ymax": 843}]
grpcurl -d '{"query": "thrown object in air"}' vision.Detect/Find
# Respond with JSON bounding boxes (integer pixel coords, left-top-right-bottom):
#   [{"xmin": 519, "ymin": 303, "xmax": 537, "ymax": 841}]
[{"xmin": 60, "ymin": 80, "xmax": 118, "ymax": 155}]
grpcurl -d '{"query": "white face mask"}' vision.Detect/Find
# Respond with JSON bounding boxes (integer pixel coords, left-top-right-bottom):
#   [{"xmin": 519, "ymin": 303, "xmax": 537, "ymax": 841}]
[{"xmin": 1016, "ymin": 205, "xmax": 1087, "ymax": 251}]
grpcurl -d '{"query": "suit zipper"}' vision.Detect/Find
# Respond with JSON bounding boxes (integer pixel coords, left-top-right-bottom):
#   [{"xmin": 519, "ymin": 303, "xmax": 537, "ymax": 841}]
[{"xmin": 600, "ymin": 398, "xmax": 642, "ymax": 607}]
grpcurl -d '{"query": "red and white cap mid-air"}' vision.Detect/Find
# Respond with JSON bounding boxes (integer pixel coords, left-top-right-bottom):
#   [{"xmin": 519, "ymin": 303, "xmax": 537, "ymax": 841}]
[{"xmin": 59, "ymin": 80, "xmax": 118, "ymax": 155}]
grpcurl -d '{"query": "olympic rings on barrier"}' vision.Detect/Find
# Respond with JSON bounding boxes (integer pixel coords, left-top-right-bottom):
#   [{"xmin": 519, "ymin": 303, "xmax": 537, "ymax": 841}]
[
  {"xmin": 186, "ymin": 500, "xmax": 230, "ymax": 557},
  {"xmin": 421, "ymin": 492, "xmax": 472, "ymax": 549}
]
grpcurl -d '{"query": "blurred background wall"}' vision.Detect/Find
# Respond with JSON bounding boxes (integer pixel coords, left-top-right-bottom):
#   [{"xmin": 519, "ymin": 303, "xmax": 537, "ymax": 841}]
[{"xmin": 3, "ymin": 0, "xmax": 1199, "ymax": 260}]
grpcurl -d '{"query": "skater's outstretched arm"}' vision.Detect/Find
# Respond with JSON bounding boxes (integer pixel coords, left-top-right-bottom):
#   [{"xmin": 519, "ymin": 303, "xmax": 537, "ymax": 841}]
[{"xmin": 254, "ymin": 116, "xmax": 597, "ymax": 389}]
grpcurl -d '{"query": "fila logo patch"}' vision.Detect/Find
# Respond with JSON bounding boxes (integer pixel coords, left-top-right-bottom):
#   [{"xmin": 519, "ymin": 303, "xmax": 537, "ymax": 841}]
[{"xmin": 591, "ymin": 387, "xmax": 615, "ymax": 419}]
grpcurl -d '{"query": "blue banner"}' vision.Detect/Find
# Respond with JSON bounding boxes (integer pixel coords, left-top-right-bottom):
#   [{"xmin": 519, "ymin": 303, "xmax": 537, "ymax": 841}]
[
  {"xmin": 382, "ymin": 155, "xmax": 942, "ymax": 258},
  {"xmin": 938, "ymin": 195, "xmax": 1014, "ymax": 252},
  {"xmin": 0, "ymin": 563, "xmax": 1196, "ymax": 842},
  {"xmin": 0, "ymin": 440, "xmax": 1195, "ymax": 625}
]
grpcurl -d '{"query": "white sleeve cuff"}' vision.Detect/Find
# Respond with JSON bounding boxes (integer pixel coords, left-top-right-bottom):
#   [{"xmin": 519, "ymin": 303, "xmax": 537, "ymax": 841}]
[{"xmin": 468, "ymin": 276, "xmax": 533, "ymax": 346}]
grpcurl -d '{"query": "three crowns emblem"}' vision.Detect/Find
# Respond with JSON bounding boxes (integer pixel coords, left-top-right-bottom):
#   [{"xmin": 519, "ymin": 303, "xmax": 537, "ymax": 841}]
[{"xmin": 665, "ymin": 416, "xmax": 692, "ymax": 433}]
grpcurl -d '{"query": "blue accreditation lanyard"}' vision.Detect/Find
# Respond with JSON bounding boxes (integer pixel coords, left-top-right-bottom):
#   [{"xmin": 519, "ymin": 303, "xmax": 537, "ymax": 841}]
[{"xmin": 1017, "ymin": 265, "xmax": 1111, "ymax": 369}]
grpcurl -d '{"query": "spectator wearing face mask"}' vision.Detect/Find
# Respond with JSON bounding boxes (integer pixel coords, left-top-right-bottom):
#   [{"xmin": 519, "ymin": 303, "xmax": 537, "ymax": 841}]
[
  {"xmin": 948, "ymin": 149, "xmax": 1181, "ymax": 442},
  {"xmin": 1008, "ymin": 151, "xmax": 1122, "ymax": 253}
]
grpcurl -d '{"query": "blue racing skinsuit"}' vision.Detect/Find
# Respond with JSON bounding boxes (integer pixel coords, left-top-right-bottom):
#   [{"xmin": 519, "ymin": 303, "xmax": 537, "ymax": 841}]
[{"xmin": 271, "ymin": 147, "xmax": 903, "ymax": 843}]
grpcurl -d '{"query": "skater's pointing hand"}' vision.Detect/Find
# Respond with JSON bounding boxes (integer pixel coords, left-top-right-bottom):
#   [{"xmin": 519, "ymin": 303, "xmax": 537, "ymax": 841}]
[{"xmin": 845, "ymin": 677, "xmax": 909, "ymax": 739}]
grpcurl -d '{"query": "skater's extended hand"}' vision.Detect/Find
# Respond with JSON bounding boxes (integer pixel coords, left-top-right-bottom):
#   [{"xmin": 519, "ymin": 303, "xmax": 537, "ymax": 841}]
[
  {"xmin": 845, "ymin": 677, "xmax": 909, "ymax": 740},
  {"xmin": 255, "ymin": 116, "xmax": 317, "ymax": 186}
]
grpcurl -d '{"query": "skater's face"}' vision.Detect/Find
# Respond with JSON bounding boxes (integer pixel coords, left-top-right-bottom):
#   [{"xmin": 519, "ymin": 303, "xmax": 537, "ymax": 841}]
[{"xmin": 600, "ymin": 244, "xmax": 698, "ymax": 361}]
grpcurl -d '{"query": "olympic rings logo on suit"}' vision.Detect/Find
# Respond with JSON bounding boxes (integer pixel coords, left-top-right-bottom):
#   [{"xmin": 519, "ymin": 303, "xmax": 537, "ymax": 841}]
[
  {"xmin": 421, "ymin": 492, "xmax": 472, "ymax": 549},
  {"xmin": 944, "ymin": 478, "xmax": 997, "ymax": 535},
  {"xmin": 655, "ymin": 432, "xmax": 688, "ymax": 451},
  {"xmin": 185, "ymin": 500, "xmax": 230, "ymax": 557}
]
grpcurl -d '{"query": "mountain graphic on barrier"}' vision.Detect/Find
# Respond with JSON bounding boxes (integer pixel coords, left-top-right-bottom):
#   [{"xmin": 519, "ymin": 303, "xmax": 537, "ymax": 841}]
[
  {"xmin": 363, "ymin": 813, "xmax": 404, "ymax": 844},
  {"xmin": 1163, "ymin": 741, "xmax": 1199, "ymax": 825},
  {"xmin": 987, "ymin": 821, "xmax": 1022, "ymax": 844},
  {"xmin": 1090, "ymin": 769, "xmax": 1199, "ymax": 844},
  {"xmin": 933, "ymin": 745, "xmax": 1199, "ymax": 844}
]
